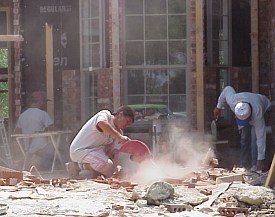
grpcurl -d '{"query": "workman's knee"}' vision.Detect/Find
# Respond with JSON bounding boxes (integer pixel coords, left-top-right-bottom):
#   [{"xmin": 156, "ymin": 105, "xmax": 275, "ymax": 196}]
[{"xmin": 92, "ymin": 159, "xmax": 114, "ymax": 176}]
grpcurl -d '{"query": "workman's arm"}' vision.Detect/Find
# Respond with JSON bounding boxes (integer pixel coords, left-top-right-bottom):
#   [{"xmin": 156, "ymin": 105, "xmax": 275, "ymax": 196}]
[
  {"xmin": 254, "ymin": 119, "xmax": 266, "ymax": 160},
  {"xmin": 214, "ymin": 86, "xmax": 236, "ymax": 119},
  {"xmin": 97, "ymin": 121, "xmax": 130, "ymax": 144}
]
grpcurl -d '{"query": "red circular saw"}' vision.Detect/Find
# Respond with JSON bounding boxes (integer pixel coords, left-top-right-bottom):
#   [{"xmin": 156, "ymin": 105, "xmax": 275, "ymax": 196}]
[{"xmin": 119, "ymin": 140, "xmax": 151, "ymax": 162}]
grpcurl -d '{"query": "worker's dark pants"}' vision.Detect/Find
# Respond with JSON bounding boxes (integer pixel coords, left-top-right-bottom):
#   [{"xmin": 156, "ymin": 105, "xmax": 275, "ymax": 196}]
[
  {"xmin": 239, "ymin": 106, "xmax": 272, "ymax": 169},
  {"xmin": 239, "ymin": 124, "xmax": 252, "ymax": 168}
]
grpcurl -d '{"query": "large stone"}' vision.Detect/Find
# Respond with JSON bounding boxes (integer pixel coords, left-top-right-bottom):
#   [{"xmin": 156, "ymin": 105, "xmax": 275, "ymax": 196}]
[
  {"xmin": 146, "ymin": 181, "xmax": 174, "ymax": 205},
  {"xmin": 234, "ymin": 186, "xmax": 274, "ymax": 206}
]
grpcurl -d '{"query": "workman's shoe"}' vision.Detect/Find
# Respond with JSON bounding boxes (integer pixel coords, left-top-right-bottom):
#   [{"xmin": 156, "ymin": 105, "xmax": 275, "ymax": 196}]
[
  {"xmin": 249, "ymin": 165, "xmax": 257, "ymax": 172},
  {"xmin": 65, "ymin": 161, "xmax": 80, "ymax": 179}
]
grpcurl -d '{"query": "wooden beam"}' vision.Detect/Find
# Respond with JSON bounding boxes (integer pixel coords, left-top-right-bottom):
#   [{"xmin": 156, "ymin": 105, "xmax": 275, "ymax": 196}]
[
  {"xmin": 0, "ymin": 35, "xmax": 24, "ymax": 42},
  {"xmin": 265, "ymin": 154, "xmax": 275, "ymax": 188},
  {"xmin": 196, "ymin": 0, "xmax": 204, "ymax": 132},
  {"xmin": 45, "ymin": 23, "xmax": 54, "ymax": 119},
  {"xmin": 110, "ymin": 0, "xmax": 121, "ymax": 111},
  {"xmin": 251, "ymin": 0, "xmax": 259, "ymax": 93}
]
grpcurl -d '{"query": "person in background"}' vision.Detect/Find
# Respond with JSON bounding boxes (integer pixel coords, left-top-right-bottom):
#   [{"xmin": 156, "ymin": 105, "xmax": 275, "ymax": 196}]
[
  {"xmin": 14, "ymin": 91, "xmax": 55, "ymax": 170},
  {"xmin": 213, "ymin": 86, "xmax": 272, "ymax": 172},
  {"xmin": 66, "ymin": 105, "xmax": 135, "ymax": 178}
]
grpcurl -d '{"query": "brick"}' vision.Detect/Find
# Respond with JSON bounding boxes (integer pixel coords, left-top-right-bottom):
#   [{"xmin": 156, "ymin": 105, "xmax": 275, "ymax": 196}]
[
  {"xmin": 0, "ymin": 171, "xmax": 24, "ymax": 183},
  {"xmin": 216, "ymin": 174, "xmax": 244, "ymax": 184}
]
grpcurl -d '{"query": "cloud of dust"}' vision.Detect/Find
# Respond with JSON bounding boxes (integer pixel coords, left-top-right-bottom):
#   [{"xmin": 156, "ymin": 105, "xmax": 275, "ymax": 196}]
[{"xmin": 129, "ymin": 124, "xmax": 216, "ymax": 185}]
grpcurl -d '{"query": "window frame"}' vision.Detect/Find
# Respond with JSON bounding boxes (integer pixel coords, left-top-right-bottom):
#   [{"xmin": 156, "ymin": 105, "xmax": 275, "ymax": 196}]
[{"xmin": 123, "ymin": 0, "xmax": 188, "ymax": 114}]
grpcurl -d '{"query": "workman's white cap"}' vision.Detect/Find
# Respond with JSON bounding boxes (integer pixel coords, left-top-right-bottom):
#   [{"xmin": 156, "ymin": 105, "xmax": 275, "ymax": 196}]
[{"xmin": 234, "ymin": 102, "xmax": 251, "ymax": 126}]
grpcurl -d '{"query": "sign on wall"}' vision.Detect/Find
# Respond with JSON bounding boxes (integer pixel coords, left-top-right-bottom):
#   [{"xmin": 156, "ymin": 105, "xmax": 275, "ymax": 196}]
[{"xmin": 23, "ymin": 0, "xmax": 80, "ymax": 92}]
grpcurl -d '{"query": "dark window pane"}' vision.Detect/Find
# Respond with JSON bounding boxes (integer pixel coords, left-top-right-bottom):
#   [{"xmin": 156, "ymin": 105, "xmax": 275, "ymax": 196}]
[
  {"xmin": 145, "ymin": 0, "xmax": 166, "ymax": 14},
  {"xmin": 91, "ymin": 0, "xmax": 99, "ymax": 17},
  {"xmin": 81, "ymin": 0, "xmax": 90, "ymax": 18},
  {"xmin": 82, "ymin": 19, "xmax": 90, "ymax": 44},
  {"xmin": 126, "ymin": 16, "xmax": 144, "ymax": 40},
  {"xmin": 212, "ymin": 0, "xmax": 221, "ymax": 15},
  {"xmin": 168, "ymin": 15, "xmax": 186, "ymax": 39},
  {"xmin": 125, "ymin": 0, "xmax": 143, "ymax": 15},
  {"xmin": 169, "ymin": 69, "xmax": 186, "ymax": 94},
  {"xmin": 169, "ymin": 95, "xmax": 186, "ymax": 112},
  {"xmin": 169, "ymin": 41, "xmax": 187, "ymax": 64},
  {"xmin": 92, "ymin": 44, "xmax": 100, "ymax": 67},
  {"xmin": 145, "ymin": 16, "xmax": 167, "ymax": 40},
  {"xmin": 126, "ymin": 42, "xmax": 144, "ymax": 65},
  {"xmin": 127, "ymin": 96, "xmax": 146, "ymax": 105},
  {"xmin": 91, "ymin": 19, "xmax": 100, "ymax": 42},
  {"xmin": 212, "ymin": 15, "xmax": 221, "ymax": 39},
  {"xmin": 0, "ymin": 12, "xmax": 7, "ymax": 34},
  {"xmin": 146, "ymin": 95, "xmax": 168, "ymax": 105},
  {"xmin": 82, "ymin": 44, "xmax": 92, "ymax": 68},
  {"xmin": 145, "ymin": 70, "xmax": 168, "ymax": 94},
  {"xmin": 212, "ymin": 40, "xmax": 219, "ymax": 64},
  {"xmin": 127, "ymin": 70, "xmax": 145, "ymax": 94},
  {"xmin": 0, "ymin": 12, "xmax": 7, "ymax": 48},
  {"xmin": 168, "ymin": 0, "xmax": 186, "ymax": 13},
  {"xmin": 146, "ymin": 41, "xmax": 167, "ymax": 65}
]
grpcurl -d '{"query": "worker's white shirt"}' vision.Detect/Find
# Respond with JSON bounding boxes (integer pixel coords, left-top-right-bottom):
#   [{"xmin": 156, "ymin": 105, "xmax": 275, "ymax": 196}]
[
  {"xmin": 70, "ymin": 110, "xmax": 121, "ymax": 162},
  {"xmin": 216, "ymin": 86, "xmax": 271, "ymax": 160},
  {"xmin": 16, "ymin": 108, "xmax": 54, "ymax": 154}
]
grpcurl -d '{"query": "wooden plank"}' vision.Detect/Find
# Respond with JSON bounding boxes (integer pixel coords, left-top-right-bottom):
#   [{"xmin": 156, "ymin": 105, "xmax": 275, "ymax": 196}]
[
  {"xmin": 110, "ymin": 0, "xmax": 121, "ymax": 111},
  {"xmin": 196, "ymin": 0, "xmax": 204, "ymax": 132},
  {"xmin": 0, "ymin": 35, "xmax": 24, "ymax": 42},
  {"xmin": 265, "ymin": 154, "xmax": 275, "ymax": 188},
  {"xmin": 45, "ymin": 23, "xmax": 54, "ymax": 119}
]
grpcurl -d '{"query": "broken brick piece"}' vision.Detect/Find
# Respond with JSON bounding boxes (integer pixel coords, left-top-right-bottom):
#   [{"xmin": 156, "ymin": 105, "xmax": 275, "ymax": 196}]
[
  {"xmin": 216, "ymin": 174, "xmax": 244, "ymax": 184},
  {"xmin": 218, "ymin": 207, "xmax": 249, "ymax": 217},
  {"xmin": 40, "ymin": 179, "xmax": 51, "ymax": 185},
  {"xmin": 112, "ymin": 204, "xmax": 124, "ymax": 211},
  {"xmin": 0, "ymin": 171, "xmax": 23, "ymax": 181},
  {"xmin": 165, "ymin": 204, "xmax": 188, "ymax": 213},
  {"xmin": 199, "ymin": 188, "xmax": 212, "ymax": 195}
]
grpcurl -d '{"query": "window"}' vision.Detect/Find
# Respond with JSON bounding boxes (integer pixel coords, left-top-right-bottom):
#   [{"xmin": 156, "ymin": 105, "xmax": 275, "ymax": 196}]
[
  {"xmin": 80, "ymin": 0, "xmax": 107, "ymax": 118},
  {"xmin": 0, "ymin": 9, "xmax": 9, "ymax": 119},
  {"xmin": 206, "ymin": 0, "xmax": 230, "ymax": 66},
  {"xmin": 125, "ymin": 0, "xmax": 187, "ymax": 114},
  {"xmin": 0, "ymin": 82, "xmax": 8, "ymax": 118},
  {"xmin": 81, "ymin": 0, "xmax": 103, "ymax": 69}
]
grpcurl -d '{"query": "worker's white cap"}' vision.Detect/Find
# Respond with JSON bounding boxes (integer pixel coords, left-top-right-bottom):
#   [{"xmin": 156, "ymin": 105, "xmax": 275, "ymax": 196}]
[{"xmin": 234, "ymin": 102, "xmax": 251, "ymax": 126}]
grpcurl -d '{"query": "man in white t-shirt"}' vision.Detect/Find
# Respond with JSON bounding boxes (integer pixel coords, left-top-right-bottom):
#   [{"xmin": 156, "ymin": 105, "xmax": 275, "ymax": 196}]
[
  {"xmin": 15, "ymin": 91, "xmax": 55, "ymax": 170},
  {"xmin": 67, "ymin": 105, "xmax": 135, "ymax": 178}
]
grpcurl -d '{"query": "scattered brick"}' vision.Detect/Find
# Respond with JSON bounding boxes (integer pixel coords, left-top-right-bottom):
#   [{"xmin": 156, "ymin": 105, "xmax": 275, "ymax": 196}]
[
  {"xmin": 218, "ymin": 207, "xmax": 249, "ymax": 217},
  {"xmin": 165, "ymin": 204, "xmax": 188, "ymax": 213}
]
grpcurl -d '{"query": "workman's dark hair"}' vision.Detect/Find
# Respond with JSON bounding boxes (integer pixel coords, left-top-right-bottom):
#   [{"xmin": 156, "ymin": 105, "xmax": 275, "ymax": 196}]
[{"xmin": 113, "ymin": 105, "xmax": 135, "ymax": 123}]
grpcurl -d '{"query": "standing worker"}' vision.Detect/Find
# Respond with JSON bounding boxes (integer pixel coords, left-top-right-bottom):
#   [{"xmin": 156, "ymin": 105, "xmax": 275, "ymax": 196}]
[
  {"xmin": 213, "ymin": 86, "xmax": 271, "ymax": 172},
  {"xmin": 66, "ymin": 105, "xmax": 135, "ymax": 178}
]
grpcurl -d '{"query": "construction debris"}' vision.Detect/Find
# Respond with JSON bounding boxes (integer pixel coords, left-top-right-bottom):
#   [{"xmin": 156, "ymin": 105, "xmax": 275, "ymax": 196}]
[{"xmin": 0, "ymin": 165, "xmax": 274, "ymax": 216}]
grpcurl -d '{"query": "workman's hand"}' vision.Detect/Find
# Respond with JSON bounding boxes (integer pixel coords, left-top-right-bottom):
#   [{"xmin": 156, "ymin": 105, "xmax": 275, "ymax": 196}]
[
  {"xmin": 213, "ymin": 107, "xmax": 222, "ymax": 120},
  {"xmin": 118, "ymin": 135, "xmax": 131, "ymax": 144}
]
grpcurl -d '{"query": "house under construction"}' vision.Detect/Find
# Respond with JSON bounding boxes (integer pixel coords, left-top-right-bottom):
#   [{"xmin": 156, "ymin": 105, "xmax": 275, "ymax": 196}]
[{"xmin": 0, "ymin": 0, "xmax": 274, "ymax": 169}]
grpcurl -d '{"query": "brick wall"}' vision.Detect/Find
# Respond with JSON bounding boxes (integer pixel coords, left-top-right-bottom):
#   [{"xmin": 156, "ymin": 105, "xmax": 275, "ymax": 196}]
[
  {"xmin": 188, "ymin": 0, "xmax": 197, "ymax": 130},
  {"xmin": 62, "ymin": 70, "xmax": 81, "ymax": 136},
  {"xmin": 259, "ymin": 0, "xmax": 275, "ymax": 150},
  {"xmin": 96, "ymin": 68, "xmax": 113, "ymax": 111},
  {"xmin": 12, "ymin": 0, "xmax": 23, "ymax": 128}
]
